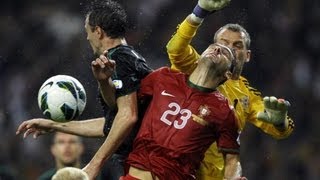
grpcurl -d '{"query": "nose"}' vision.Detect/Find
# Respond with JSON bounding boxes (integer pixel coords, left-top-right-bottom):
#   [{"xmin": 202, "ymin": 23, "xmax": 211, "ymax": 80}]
[{"xmin": 213, "ymin": 46, "xmax": 221, "ymax": 55}]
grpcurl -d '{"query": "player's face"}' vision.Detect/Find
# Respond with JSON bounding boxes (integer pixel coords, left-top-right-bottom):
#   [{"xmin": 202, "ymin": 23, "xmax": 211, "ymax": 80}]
[
  {"xmin": 51, "ymin": 133, "xmax": 83, "ymax": 166},
  {"xmin": 215, "ymin": 29, "xmax": 251, "ymax": 65},
  {"xmin": 84, "ymin": 16, "xmax": 101, "ymax": 55},
  {"xmin": 201, "ymin": 43, "xmax": 234, "ymax": 70}
]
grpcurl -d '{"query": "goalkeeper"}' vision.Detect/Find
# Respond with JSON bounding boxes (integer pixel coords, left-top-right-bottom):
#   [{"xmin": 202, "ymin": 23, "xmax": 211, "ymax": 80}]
[{"xmin": 166, "ymin": 0, "xmax": 294, "ymax": 179}]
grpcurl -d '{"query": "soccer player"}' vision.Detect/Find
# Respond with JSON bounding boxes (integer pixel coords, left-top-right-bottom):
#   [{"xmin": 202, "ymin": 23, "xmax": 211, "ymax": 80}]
[
  {"xmin": 122, "ymin": 43, "xmax": 243, "ymax": 180},
  {"xmin": 38, "ymin": 132, "xmax": 84, "ymax": 180},
  {"xmin": 166, "ymin": 0, "xmax": 294, "ymax": 179},
  {"xmin": 52, "ymin": 167, "xmax": 89, "ymax": 180},
  {"xmin": 16, "ymin": 0, "xmax": 152, "ymax": 179}
]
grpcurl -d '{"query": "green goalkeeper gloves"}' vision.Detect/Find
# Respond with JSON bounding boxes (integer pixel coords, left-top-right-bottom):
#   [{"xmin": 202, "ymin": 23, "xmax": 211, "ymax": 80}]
[
  {"xmin": 257, "ymin": 96, "xmax": 290, "ymax": 129},
  {"xmin": 198, "ymin": 0, "xmax": 231, "ymax": 12},
  {"xmin": 193, "ymin": 0, "xmax": 231, "ymax": 19}
]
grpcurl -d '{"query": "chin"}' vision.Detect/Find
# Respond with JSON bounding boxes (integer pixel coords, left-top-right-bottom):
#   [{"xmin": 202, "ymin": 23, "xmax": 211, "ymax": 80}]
[{"xmin": 62, "ymin": 160, "xmax": 77, "ymax": 167}]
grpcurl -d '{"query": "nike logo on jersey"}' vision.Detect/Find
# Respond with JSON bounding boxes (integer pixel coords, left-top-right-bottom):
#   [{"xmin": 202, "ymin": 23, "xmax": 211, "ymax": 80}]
[{"xmin": 161, "ymin": 90, "xmax": 175, "ymax": 97}]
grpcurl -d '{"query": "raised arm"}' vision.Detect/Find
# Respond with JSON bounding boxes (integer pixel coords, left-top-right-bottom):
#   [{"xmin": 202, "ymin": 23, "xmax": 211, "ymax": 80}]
[
  {"xmin": 82, "ymin": 92, "xmax": 138, "ymax": 179},
  {"xmin": 91, "ymin": 53, "xmax": 117, "ymax": 108},
  {"xmin": 166, "ymin": 0, "xmax": 231, "ymax": 75},
  {"xmin": 166, "ymin": 16, "xmax": 201, "ymax": 75}
]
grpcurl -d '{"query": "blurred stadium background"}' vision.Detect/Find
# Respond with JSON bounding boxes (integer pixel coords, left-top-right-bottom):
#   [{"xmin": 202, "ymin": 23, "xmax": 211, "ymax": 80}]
[{"xmin": 0, "ymin": 0, "xmax": 319, "ymax": 179}]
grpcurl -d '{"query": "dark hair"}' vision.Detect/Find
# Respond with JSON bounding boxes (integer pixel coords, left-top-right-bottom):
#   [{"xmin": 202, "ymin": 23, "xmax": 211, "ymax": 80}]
[
  {"xmin": 85, "ymin": 0, "xmax": 128, "ymax": 38},
  {"xmin": 214, "ymin": 23, "xmax": 251, "ymax": 49}
]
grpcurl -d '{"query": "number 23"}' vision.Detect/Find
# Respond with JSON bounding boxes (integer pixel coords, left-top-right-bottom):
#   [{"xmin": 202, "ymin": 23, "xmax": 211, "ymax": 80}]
[{"xmin": 160, "ymin": 102, "xmax": 192, "ymax": 129}]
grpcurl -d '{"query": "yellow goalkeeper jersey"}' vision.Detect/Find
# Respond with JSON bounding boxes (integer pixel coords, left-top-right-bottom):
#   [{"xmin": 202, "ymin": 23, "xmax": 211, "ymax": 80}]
[{"xmin": 166, "ymin": 18, "xmax": 294, "ymax": 180}]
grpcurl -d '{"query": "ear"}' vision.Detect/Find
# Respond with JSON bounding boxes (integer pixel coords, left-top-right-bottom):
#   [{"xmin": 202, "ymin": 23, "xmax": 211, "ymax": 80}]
[
  {"xmin": 245, "ymin": 50, "xmax": 251, "ymax": 62},
  {"xmin": 225, "ymin": 71, "xmax": 232, "ymax": 79},
  {"xmin": 78, "ymin": 143, "xmax": 84, "ymax": 155},
  {"xmin": 51, "ymin": 145, "xmax": 56, "ymax": 156},
  {"xmin": 95, "ymin": 26, "xmax": 104, "ymax": 39}
]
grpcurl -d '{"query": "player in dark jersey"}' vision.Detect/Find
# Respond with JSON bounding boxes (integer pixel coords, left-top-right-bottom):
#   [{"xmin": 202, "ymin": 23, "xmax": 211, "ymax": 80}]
[
  {"xmin": 121, "ymin": 43, "xmax": 244, "ymax": 180},
  {"xmin": 16, "ymin": 0, "xmax": 152, "ymax": 179},
  {"xmin": 95, "ymin": 45, "xmax": 152, "ymax": 179}
]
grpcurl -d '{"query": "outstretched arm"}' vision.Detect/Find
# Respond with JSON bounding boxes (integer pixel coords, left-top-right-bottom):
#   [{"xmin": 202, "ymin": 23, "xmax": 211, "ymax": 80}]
[
  {"xmin": 16, "ymin": 117, "xmax": 106, "ymax": 138},
  {"xmin": 247, "ymin": 88, "xmax": 294, "ymax": 139}
]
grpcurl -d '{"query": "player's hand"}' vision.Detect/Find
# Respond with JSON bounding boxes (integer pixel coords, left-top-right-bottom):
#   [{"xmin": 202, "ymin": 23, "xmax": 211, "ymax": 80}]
[
  {"xmin": 257, "ymin": 96, "xmax": 290, "ymax": 128},
  {"xmin": 198, "ymin": 0, "xmax": 231, "ymax": 12},
  {"xmin": 91, "ymin": 51, "xmax": 116, "ymax": 81},
  {"xmin": 15, "ymin": 119, "xmax": 54, "ymax": 138}
]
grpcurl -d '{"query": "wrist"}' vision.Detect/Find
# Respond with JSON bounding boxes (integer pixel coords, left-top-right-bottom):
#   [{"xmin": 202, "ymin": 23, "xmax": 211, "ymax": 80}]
[
  {"xmin": 97, "ymin": 78, "xmax": 108, "ymax": 84},
  {"xmin": 192, "ymin": 4, "xmax": 216, "ymax": 19},
  {"xmin": 274, "ymin": 123, "xmax": 285, "ymax": 131},
  {"xmin": 189, "ymin": 13, "xmax": 204, "ymax": 24},
  {"xmin": 273, "ymin": 118, "xmax": 287, "ymax": 131}
]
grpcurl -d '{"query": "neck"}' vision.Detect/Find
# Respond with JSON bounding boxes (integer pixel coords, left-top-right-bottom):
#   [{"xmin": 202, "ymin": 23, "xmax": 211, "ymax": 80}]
[
  {"xmin": 56, "ymin": 160, "xmax": 81, "ymax": 170},
  {"xmin": 188, "ymin": 66, "xmax": 219, "ymax": 92},
  {"xmin": 100, "ymin": 37, "xmax": 127, "ymax": 54},
  {"xmin": 187, "ymin": 79, "xmax": 215, "ymax": 92},
  {"xmin": 231, "ymin": 61, "xmax": 244, "ymax": 80}
]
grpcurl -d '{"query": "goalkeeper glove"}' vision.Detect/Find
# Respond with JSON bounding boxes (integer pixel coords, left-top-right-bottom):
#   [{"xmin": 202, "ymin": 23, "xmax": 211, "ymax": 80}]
[
  {"xmin": 193, "ymin": 0, "xmax": 231, "ymax": 18},
  {"xmin": 257, "ymin": 96, "xmax": 290, "ymax": 129}
]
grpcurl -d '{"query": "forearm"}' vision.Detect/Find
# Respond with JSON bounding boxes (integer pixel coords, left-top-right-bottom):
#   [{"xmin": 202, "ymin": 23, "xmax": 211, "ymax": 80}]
[
  {"xmin": 166, "ymin": 17, "xmax": 200, "ymax": 74},
  {"xmin": 85, "ymin": 93, "xmax": 138, "ymax": 177},
  {"xmin": 51, "ymin": 117, "xmax": 105, "ymax": 137},
  {"xmin": 166, "ymin": 17, "xmax": 200, "ymax": 56},
  {"xmin": 87, "ymin": 113, "xmax": 136, "ymax": 171},
  {"xmin": 98, "ymin": 78, "xmax": 116, "ymax": 108},
  {"xmin": 250, "ymin": 114, "xmax": 294, "ymax": 139},
  {"xmin": 224, "ymin": 154, "xmax": 241, "ymax": 180}
]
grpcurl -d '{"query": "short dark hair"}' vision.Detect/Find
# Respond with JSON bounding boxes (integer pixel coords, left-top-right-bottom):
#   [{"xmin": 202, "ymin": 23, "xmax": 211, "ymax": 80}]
[
  {"xmin": 85, "ymin": 0, "xmax": 128, "ymax": 38},
  {"xmin": 214, "ymin": 23, "xmax": 251, "ymax": 49}
]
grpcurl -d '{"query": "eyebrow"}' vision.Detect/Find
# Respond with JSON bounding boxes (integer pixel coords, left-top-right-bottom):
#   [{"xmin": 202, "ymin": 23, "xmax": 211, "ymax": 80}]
[{"xmin": 234, "ymin": 41, "xmax": 244, "ymax": 46}]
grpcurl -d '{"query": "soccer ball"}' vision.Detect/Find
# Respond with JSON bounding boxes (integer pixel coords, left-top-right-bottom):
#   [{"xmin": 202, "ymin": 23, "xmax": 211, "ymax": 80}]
[{"xmin": 37, "ymin": 75, "xmax": 87, "ymax": 122}]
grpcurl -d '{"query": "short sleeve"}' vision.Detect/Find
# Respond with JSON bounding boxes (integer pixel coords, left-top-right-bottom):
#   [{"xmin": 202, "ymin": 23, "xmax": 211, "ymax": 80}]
[
  {"xmin": 138, "ymin": 68, "xmax": 162, "ymax": 98},
  {"xmin": 216, "ymin": 110, "xmax": 240, "ymax": 154},
  {"xmin": 109, "ymin": 48, "xmax": 151, "ymax": 98}
]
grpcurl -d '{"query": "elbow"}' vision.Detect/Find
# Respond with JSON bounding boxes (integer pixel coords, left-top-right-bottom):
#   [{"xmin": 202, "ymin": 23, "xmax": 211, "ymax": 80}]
[{"xmin": 166, "ymin": 43, "xmax": 178, "ymax": 55}]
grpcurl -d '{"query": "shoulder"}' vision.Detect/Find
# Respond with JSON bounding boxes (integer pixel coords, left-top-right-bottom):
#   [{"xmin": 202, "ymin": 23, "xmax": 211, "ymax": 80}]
[
  {"xmin": 109, "ymin": 45, "xmax": 145, "ymax": 61},
  {"xmin": 209, "ymin": 91, "xmax": 233, "ymax": 116},
  {"xmin": 238, "ymin": 75, "xmax": 262, "ymax": 96},
  {"xmin": 152, "ymin": 67, "xmax": 184, "ymax": 77},
  {"xmin": 238, "ymin": 76, "xmax": 250, "ymax": 86},
  {"xmin": 143, "ymin": 67, "xmax": 183, "ymax": 82}
]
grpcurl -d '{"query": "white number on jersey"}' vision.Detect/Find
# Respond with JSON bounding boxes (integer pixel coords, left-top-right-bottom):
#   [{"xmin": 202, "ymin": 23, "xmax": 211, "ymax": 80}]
[{"xmin": 160, "ymin": 102, "xmax": 192, "ymax": 129}]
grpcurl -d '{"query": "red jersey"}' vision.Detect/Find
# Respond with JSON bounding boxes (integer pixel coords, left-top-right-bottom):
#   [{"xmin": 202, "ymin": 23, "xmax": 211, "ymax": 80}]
[{"xmin": 126, "ymin": 67, "xmax": 240, "ymax": 179}]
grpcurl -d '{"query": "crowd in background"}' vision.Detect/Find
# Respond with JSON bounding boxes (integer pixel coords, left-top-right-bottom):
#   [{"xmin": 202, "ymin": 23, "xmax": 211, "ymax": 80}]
[{"xmin": 0, "ymin": 0, "xmax": 319, "ymax": 179}]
